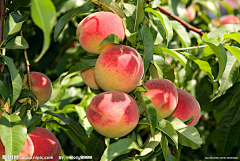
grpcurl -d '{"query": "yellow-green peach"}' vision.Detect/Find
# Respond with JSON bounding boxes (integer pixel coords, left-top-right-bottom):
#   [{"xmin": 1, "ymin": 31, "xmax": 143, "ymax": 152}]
[
  {"xmin": 94, "ymin": 45, "xmax": 143, "ymax": 93},
  {"xmin": 76, "ymin": 11, "xmax": 125, "ymax": 54},
  {"xmin": 86, "ymin": 91, "xmax": 139, "ymax": 138},
  {"xmin": 81, "ymin": 67, "xmax": 100, "ymax": 90},
  {"xmin": 23, "ymin": 72, "xmax": 52, "ymax": 105},
  {"xmin": 142, "ymin": 78, "xmax": 178, "ymax": 118},
  {"xmin": 186, "ymin": 6, "xmax": 196, "ymax": 22},
  {"xmin": 171, "ymin": 89, "xmax": 201, "ymax": 126}
]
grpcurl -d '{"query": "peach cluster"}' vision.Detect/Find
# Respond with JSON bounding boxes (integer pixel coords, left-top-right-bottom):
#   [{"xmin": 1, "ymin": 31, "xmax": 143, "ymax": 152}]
[
  {"xmin": 143, "ymin": 78, "xmax": 201, "ymax": 126},
  {"xmin": 77, "ymin": 11, "xmax": 143, "ymax": 138},
  {"xmin": 0, "ymin": 127, "xmax": 61, "ymax": 161}
]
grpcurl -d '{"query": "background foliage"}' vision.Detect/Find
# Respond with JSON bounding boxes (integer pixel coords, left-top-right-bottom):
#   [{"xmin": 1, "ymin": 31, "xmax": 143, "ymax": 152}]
[{"xmin": 1, "ymin": 0, "xmax": 240, "ymax": 160}]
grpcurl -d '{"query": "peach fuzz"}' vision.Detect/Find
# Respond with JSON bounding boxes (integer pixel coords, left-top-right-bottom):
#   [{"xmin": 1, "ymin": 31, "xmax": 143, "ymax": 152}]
[
  {"xmin": 81, "ymin": 67, "xmax": 100, "ymax": 90},
  {"xmin": 94, "ymin": 45, "xmax": 143, "ymax": 93},
  {"xmin": 171, "ymin": 89, "xmax": 201, "ymax": 126},
  {"xmin": 23, "ymin": 72, "xmax": 52, "ymax": 105},
  {"xmin": 0, "ymin": 135, "xmax": 34, "ymax": 161},
  {"xmin": 29, "ymin": 127, "xmax": 61, "ymax": 161},
  {"xmin": 186, "ymin": 6, "xmax": 196, "ymax": 22},
  {"xmin": 76, "ymin": 11, "xmax": 125, "ymax": 54},
  {"xmin": 142, "ymin": 78, "xmax": 178, "ymax": 119},
  {"xmin": 86, "ymin": 91, "xmax": 139, "ymax": 138}
]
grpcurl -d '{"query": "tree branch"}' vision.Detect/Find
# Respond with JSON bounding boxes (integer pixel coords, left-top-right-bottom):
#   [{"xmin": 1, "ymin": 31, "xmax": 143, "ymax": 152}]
[
  {"xmin": 200, "ymin": 116, "xmax": 217, "ymax": 128},
  {"xmin": 147, "ymin": 0, "xmax": 205, "ymax": 36},
  {"xmin": 0, "ymin": 0, "xmax": 5, "ymax": 53}
]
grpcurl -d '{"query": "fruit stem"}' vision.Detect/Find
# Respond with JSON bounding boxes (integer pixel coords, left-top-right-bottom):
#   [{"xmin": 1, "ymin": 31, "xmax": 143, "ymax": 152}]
[
  {"xmin": 0, "ymin": 0, "xmax": 5, "ymax": 54},
  {"xmin": 24, "ymin": 49, "xmax": 32, "ymax": 91}
]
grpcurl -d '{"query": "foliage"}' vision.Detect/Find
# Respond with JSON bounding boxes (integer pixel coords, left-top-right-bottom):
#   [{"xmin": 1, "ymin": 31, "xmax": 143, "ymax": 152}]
[{"xmin": 0, "ymin": 0, "xmax": 240, "ymax": 160}]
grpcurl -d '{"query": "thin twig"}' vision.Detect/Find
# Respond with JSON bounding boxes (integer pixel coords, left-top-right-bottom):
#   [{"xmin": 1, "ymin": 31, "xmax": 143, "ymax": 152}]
[
  {"xmin": 171, "ymin": 45, "xmax": 208, "ymax": 51},
  {"xmin": 24, "ymin": 49, "xmax": 32, "ymax": 91},
  {"xmin": 200, "ymin": 116, "xmax": 217, "ymax": 128},
  {"xmin": 0, "ymin": 0, "xmax": 5, "ymax": 54},
  {"xmin": 147, "ymin": 0, "xmax": 205, "ymax": 36}
]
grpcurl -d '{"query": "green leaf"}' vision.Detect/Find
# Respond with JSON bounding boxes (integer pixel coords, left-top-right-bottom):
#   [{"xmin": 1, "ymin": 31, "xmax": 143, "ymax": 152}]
[
  {"xmin": 224, "ymin": 46, "xmax": 240, "ymax": 62},
  {"xmin": 3, "ymin": 56, "xmax": 22, "ymax": 106},
  {"xmin": 167, "ymin": 117, "xmax": 202, "ymax": 149},
  {"xmin": 43, "ymin": 110, "xmax": 88, "ymax": 145},
  {"xmin": 99, "ymin": 34, "xmax": 122, "ymax": 46},
  {"xmin": 100, "ymin": 138, "xmax": 142, "ymax": 161},
  {"xmin": 0, "ymin": 80, "xmax": 8, "ymax": 101},
  {"xmin": 60, "ymin": 61, "xmax": 91, "ymax": 83},
  {"xmin": 214, "ymin": 105, "xmax": 240, "ymax": 156},
  {"xmin": 161, "ymin": 48, "xmax": 190, "ymax": 76},
  {"xmin": 0, "ymin": 113, "xmax": 27, "ymax": 159},
  {"xmin": 171, "ymin": 20, "xmax": 191, "ymax": 48},
  {"xmin": 153, "ymin": 55, "xmax": 175, "ymax": 82},
  {"xmin": 196, "ymin": 0, "xmax": 220, "ymax": 18},
  {"xmin": 224, "ymin": 33, "xmax": 240, "ymax": 45},
  {"xmin": 202, "ymin": 38, "xmax": 227, "ymax": 81},
  {"xmin": 145, "ymin": 8, "xmax": 173, "ymax": 45},
  {"xmin": 208, "ymin": 24, "xmax": 240, "ymax": 40},
  {"xmin": 141, "ymin": 93, "xmax": 157, "ymax": 136},
  {"xmin": 141, "ymin": 25, "xmax": 154, "ymax": 74},
  {"xmin": 230, "ymin": 100, "xmax": 240, "ymax": 126},
  {"xmin": 219, "ymin": 0, "xmax": 234, "ymax": 14},
  {"xmin": 134, "ymin": 0, "xmax": 144, "ymax": 31},
  {"xmin": 10, "ymin": 0, "xmax": 31, "ymax": 10},
  {"xmin": 160, "ymin": 133, "xmax": 168, "ymax": 160},
  {"xmin": 54, "ymin": 1, "xmax": 94, "ymax": 41},
  {"xmin": 91, "ymin": 0, "xmax": 125, "ymax": 18},
  {"xmin": 138, "ymin": 131, "xmax": 162, "ymax": 159},
  {"xmin": 157, "ymin": 118, "xmax": 178, "ymax": 148},
  {"xmin": 31, "ymin": 0, "xmax": 56, "ymax": 62},
  {"xmin": 5, "ymin": 36, "xmax": 29, "ymax": 49},
  {"xmin": 3, "ymin": 13, "xmax": 24, "ymax": 41},
  {"xmin": 10, "ymin": 11, "xmax": 29, "ymax": 23},
  {"xmin": 181, "ymin": 52, "xmax": 214, "ymax": 81},
  {"xmin": 44, "ymin": 119, "xmax": 87, "ymax": 154},
  {"xmin": 86, "ymin": 130, "xmax": 106, "ymax": 160},
  {"xmin": 212, "ymin": 52, "xmax": 240, "ymax": 100}
]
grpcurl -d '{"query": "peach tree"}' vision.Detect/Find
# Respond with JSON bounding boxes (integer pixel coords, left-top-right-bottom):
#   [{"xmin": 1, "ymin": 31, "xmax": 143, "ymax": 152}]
[{"xmin": 0, "ymin": 0, "xmax": 240, "ymax": 160}]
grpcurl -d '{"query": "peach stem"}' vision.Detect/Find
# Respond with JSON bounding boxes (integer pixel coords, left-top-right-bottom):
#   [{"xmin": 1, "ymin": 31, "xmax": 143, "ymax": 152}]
[{"xmin": 24, "ymin": 49, "xmax": 32, "ymax": 91}]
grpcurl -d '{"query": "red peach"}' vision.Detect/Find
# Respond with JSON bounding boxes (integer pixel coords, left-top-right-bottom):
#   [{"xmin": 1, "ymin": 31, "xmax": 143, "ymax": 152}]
[
  {"xmin": 86, "ymin": 91, "xmax": 139, "ymax": 138},
  {"xmin": 81, "ymin": 67, "xmax": 100, "ymax": 90},
  {"xmin": 142, "ymin": 78, "xmax": 178, "ymax": 118},
  {"xmin": 94, "ymin": 45, "xmax": 143, "ymax": 93},
  {"xmin": 23, "ymin": 72, "xmax": 52, "ymax": 105},
  {"xmin": 186, "ymin": 6, "xmax": 196, "ymax": 22},
  {"xmin": 29, "ymin": 127, "xmax": 61, "ymax": 161},
  {"xmin": 76, "ymin": 11, "xmax": 125, "ymax": 54},
  {"xmin": 171, "ymin": 89, "xmax": 201, "ymax": 126},
  {"xmin": 220, "ymin": 15, "xmax": 240, "ymax": 25}
]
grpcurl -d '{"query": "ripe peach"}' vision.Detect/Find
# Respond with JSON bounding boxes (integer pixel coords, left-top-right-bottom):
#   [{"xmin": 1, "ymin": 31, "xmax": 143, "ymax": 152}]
[
  {"xmin": 186, "ymin": 6, "xmax": 196, "ymax": 22},
  {"xmin": 29, "ymin": 127, "xmax": 61, "ymax": 161},
  {"xmin": 0, "ymin": 135, "xmax": 34, "ymax": 161},
  {"xmin": 86, "ymin": 91, "xmax": 139, "ymax": 138},
  {"xmin": 220, "ymin": 15, "xmax": 240, "ymax": 25},
  {"xmin": 142, "ymin": 78, "xmax": 178, "ymax": 118},
  {"xmin": 23, "ymin": 72, "xmax": 52, "ymax": 105},
  {"xmin": 81, "ymin": 67, "xmax": 100, "ymax": 90},
  {"xmin": 94, "ymin": 45, "xmax": 143, "ymax": 93},
  {"xmin": 76, "ymin": 11, "xmax": 125, "ymax": 54},
  {"xmin": 170, "ymin": 89, "xmax": 201, "ymax": 126}
]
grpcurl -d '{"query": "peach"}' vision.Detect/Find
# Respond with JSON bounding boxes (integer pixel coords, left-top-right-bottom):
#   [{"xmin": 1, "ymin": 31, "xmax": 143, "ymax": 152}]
[
  {"xmin": 220, "ymin": 15, "xmax": 240, "ymax": 25},
  {"xmin": 186, "ymin": 6, "xmax": 196, "ymax": 22},
  {"xmin": 76, "ymin": 11, "xmax": 125, "ymax": 54},
  {"xmin": 171, "ymin": 89, "xmax": 201, "ymax": 126},
  {"xmin": 142, "ymin": 78, "xmax": 178, "ymax": 118},
  {"xmin": 94, "ymin": 45, "xmax": 143, "ymax": 93},
  {"xmin": 0, "ymin": 135, "xmax": 34, "ymax": 161},
  {"xmin": 81, "ymin": 67, "xmax": 100, "ymax": 90},
  {"xmin": 29, "ymin": 127, "xmax": 61, "ymax": 161},
  {"xmin": 86, "ymin": 91, "xmax": 139, "ymax": 138},
  {"xmin": 23, "ymin": 72, "xmax": 52, "ymax": 105}
]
